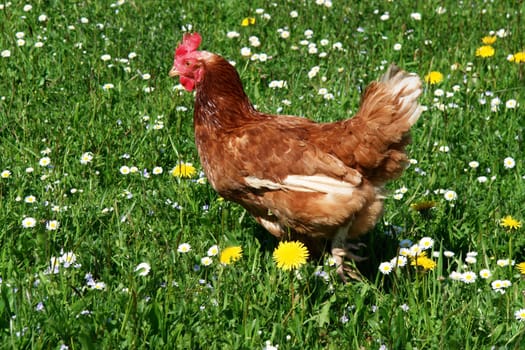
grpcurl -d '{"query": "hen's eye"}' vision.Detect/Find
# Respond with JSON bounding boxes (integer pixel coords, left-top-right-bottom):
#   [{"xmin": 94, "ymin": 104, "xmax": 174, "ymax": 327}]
[{"xmin": 185, "ymin": 61, "xmax": 191, "ymax": 66}]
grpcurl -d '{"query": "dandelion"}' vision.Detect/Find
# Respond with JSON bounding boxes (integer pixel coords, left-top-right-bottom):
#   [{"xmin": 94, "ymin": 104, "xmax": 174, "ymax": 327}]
[
  {"xmin": 207, "ymin": 245, "xmax": 219, "ymax": 257},
  {"xmin": 378, "ymin": 262, "xmax": 393, "ymax": 274},
  {"xmin": 135, "ymin": 262, "xmax": 151, "ymax": 276},
  {"xmin": 219, "ymin": 246, "xmax": 243, "ymax": 265},
  {"xmin": 39, "ymin": 157, "xmax": 51, "ymax": 167},
  {"xmin": 46, "ymin": 220, "xmax": 59, "ymax": 231},
  {"xmin": 273, "ymin": 241, "xmax": 309, "ymax": 271},
  {"xmin": 171, "ymin": 162, "xmax": 197, "ymax": 178},
  {"xmin": 1, "ymin": 170, "xmax": 11, "ymax": 178},
  {"xmin": 241, "ymin": 17, "xmax": 256, "ymax": 26},
  {"xmin": 479, "ymin": 269, "xmax": 492, "ymax": 279},
  {"xmin": 515, "ymin": 309, "xmax": 525, "ymax": 322},
  {"xmin": 425, "ymin": 71, "xmax": 444, "ymax": 85},
  {"xmin": 475, "ymin": 45, "xmax": 495, "ymax": 58},
  {"xmin": 443, "ymin": 190, "xmax": 457, "ymax": 201},
  {"xmin": 482, "ymin": 36, "xmax": 497, "ymax": 45},
  {"xmin": 201, "ymin": 257, "xmax": 213, "ymax": 266},
  {"xmin": 460, "ymin": 271, "xmax": 477, "ymax": 284},
  {"xmin": 508, "ymin": 51, "xmax": 525, "ymax": 63},
  {"xmin": 22, "ymin": 217, "xmax": 37, "ymax": 228},
  {"xmin": 500, "ymin": 215, "xmax": 521, "ymax": 230},
  {"xmin": 517, "ymin": 262, "xmax": 525, "ymax": 275},
  {"xmin": 411, "ymin": 255, "xmax": 437, "ymax": 271}
]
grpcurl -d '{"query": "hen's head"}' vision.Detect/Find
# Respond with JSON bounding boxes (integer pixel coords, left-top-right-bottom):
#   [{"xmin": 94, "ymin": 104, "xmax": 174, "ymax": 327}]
[{"xmin": 170, "ymin": 32, "xmax": 210, "ymax": 91}]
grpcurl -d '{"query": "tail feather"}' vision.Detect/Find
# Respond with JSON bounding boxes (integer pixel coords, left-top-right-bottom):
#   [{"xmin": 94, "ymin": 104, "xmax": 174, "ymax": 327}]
[{"xmin": 350, "ymin": 64, "xmax": 423, "ymax": 182}]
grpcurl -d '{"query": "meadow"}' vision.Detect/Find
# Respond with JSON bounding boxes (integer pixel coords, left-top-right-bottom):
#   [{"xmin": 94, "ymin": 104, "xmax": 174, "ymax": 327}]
[{"xmin": 0, "ymin": 0, "xmax": 524, "ymax": 348}]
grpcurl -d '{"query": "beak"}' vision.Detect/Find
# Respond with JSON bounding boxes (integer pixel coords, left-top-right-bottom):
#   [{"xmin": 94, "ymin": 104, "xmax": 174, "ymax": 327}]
[{"xmin": 168, "ymin": 67, "xmax": 180, "ymax": 78}]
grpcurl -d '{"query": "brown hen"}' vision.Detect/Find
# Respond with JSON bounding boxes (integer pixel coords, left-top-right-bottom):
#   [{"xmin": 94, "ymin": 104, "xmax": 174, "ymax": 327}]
[{"xmin": 169, "ymin": 33, "xmax": 423, "ymax": 280}]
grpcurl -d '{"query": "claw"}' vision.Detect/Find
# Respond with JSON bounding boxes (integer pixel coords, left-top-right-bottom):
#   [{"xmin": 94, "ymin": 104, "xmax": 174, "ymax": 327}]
[{"xmin": 332, "ymin": 247, "xmax": 366, "ymax": 282}]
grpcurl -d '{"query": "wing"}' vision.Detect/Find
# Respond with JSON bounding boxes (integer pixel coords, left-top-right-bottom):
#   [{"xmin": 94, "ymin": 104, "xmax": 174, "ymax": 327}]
[{"xmin": 213, "ymin": 116, "xmax": 379, "ymax": 239}]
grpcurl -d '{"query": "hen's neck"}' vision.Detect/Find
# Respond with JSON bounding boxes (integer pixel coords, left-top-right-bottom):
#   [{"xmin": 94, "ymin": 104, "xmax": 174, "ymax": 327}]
[{"xmin": 194, "ymin": 56, "xmax": 258, "ymax": 128}]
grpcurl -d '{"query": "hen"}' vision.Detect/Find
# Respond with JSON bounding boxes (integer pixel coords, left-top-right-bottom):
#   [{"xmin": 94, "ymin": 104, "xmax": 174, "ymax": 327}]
[{"xmin": 169, "ymin": 33, "xmax": 423, "ymax": 280}]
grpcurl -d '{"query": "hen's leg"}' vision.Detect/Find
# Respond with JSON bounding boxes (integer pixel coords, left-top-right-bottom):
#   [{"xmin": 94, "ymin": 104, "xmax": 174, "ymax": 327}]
[{"xmin": 331, "ymin": 226, "xmax": 367, "ymax": 282}]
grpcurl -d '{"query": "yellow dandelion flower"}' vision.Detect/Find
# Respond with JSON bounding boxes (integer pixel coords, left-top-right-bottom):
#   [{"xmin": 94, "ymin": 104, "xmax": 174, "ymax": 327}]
[
  {"xmin": 219, "ymin": 246, "xmax": 243, "ymax": 265},
  {"xmin": 410, "ymin": 255, "xmax": 437, "ymax": 271},
  {"xmin": 241, "ymin": 17, "xmax": 256, "ymax": 26},
  {"xmin": 475, "ymin": 45, "xmax": 495, "ymax": 58},
  {"xmin": 424, "ymin": 71, "xmax": 444, "ymax": 85},
  {"xmin": 500, "ymin": 215, "xmax": 522, "ymax": 230},
  {"xmin": 509, "ymin": 51, "xmax": 525, "ymax": 63},
  {"xmin": 273, "ymin": 241, "xmax": 309, "ymax": 271},
  {"xmin": 171, "ymin": 162, "xmax": 197, "ymax": 178},
  {"xmin": 482, "ymin": 36, "xmax": 497, "ymax": 45},
  {"xmin": 516, "ymin": 262, "xmax": 525, "ymax": 275}
]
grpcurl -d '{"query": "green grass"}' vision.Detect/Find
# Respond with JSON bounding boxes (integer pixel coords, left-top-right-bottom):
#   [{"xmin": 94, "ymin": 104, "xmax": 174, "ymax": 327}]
[{"xmin": 1, "ymin": 0, "xmax": 525, "ymax": 348}]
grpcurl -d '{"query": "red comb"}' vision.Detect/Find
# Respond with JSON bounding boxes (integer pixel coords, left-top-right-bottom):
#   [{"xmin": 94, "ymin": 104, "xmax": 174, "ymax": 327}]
[{"xmin": 175, "ymin": 33, "xmax": 202, "ymax": 58}]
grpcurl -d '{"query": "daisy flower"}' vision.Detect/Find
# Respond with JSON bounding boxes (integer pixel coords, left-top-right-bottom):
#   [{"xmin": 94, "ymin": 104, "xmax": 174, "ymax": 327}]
[
  {"xmin": 177, "ymin": 243, "xmax": 191, "ymax": 253},
  {"xmin": 390, "ymin": 255, "xmax": 407, "ymax": 267},
  {"xmin": 207, "ymin": 245, "xmax": 219, "ymax": 257},
  {"xmin": 443, "ymin": 190, "xmax": 457, "ymax": 201},
  {"xmin": 171, "ymin": 162, "xmax": 197, "ymax": 178},
  {"xmin": 418, "ymin": 237, "xmax": 434, "ymax": 250},
  {"xmin": 505, "ymin": 99, "xmax": 518, "ymax": 109},
  {"xmin": 424, "ymin": 71, "xmax": 444, "ymax": 85},
  {"xmin": 24, "ymin": 195, "xmax": 37, "ymax": 204},
  {"xmin": 378, "ymin": 262, "xmax": 393, "ymax": 274},
  {"xmin": 515, "ymin": 309, "xmax": 525, "ymax": 322},
  {"xmin": 496, "ymin": 259, "xmax": 515, "ymax": 267},
  {"xmin": 219, "ymin": 246, "xmax": 243, "ymax": 265},
  {"xmin": 119, "ymin": 166, "xmax": 131, "ymax": 175},
  {"xmin": 39, "ymin": 157, "xmax": 51, "ymax": 167},
  {"xmin": 200, "ymin": 257, "xmax": 213, "ymax": 266},
  {"xmin": 152, "ymin": 166, "xmax": 163, "ymax": 175},
  {"xmin": 460, "ymin": 271, "xmax": 477, "ymax": 284},
  {"xmin": 135, "ymin": 262, "xmax": 151, "ymax": 276},
  {"xmin": 46, "ymin": 220, "xmax": 60, "ymax": 231},
  {"xmin": 273, "ymin": 241, "xmax": 309, "ymax": 271},
  {"xmin": 80, "ymin": 152, "xmax": 93, "ymax": 164},
  {"xmin": 102, "ymin": 83, "xmax": 114, "ymax": 90},
  {"xmin": 449, "ymin": 271, "xmax": 462, "ymax": 281},
  {"xmin": 500, "ymin": 215, "xmax": 521, "ymax": 230},
  {"xmin": 479, "ymin": 269, "xmax": 492, "ymax": 279},
  {"xmin": 1, "ymin": 170, "xmax": 11, "ymax": 178},
  {"xmin": 59, "ymin": 252, "xmax": 77, "ymax": 268},
  {"xmin": 22, "ymin": 217, "xmax": 37, "ymax": 228},
  {"xmin": 503, "ymin": 157, "xmax": 515, "ymax": 169}
]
